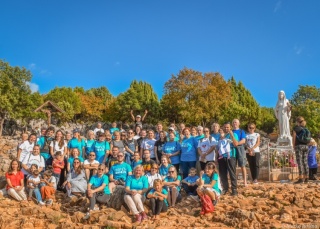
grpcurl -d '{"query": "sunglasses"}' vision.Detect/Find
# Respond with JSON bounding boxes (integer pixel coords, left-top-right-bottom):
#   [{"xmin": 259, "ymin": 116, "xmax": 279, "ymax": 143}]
[
  {"xmin": 168, "ymin": 171, "xmax": 175, "ymax": 173},
  {"xmin": 117, "ymin": 155, "xmax": 124, "ymax": 157},
  {"xmin": 152, "ymin": 167, "xmax": 158, "ymax": 170},
  {"xmin": 98, "ymin": 168, "xmax": 104, "ymax": 171}
]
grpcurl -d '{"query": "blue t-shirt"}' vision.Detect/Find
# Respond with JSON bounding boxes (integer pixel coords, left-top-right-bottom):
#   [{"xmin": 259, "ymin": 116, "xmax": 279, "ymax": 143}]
[
  {"xmin": 183, "ymin": 175, "xmax": 199, "ymax": 184},
  {"xmin": 180, "ymin": 136, "xmax": 198, "ymax": 162},
  {"xmin": 68, "ymin": 138, "xmax": 86, "ymax": 157},
  {"xmin": 125, "ymin": 175, "xmax": 149, "ymax": 191},
  {"xmin": 308, "ymin": 146, "xmax": 318, "ymax": 168},
  {"xmin": 85, "ymin": 139, "xmax": 96, "ymax": 157},
  {"xmin": 89, "ymin": 174, "xmax": 110, "ymax": 194},
  {"xmin": 211, "ymin": 133, "xmax": 220, "ymax": 141},
  {"xmin": 164, "ymin": 175, "xmax": 182, "ymax": 192},
  {"xmin": 163, "ymin": 141, "xmax": 181, "ymax": 164},
  {"xmin": 109, "ymin": 162, "xmax": 132, "ymax": 181},
  {"xmin": 159, "ymin": 164, "xmax": 172, "ymax": 177},
  {"xmin": 201, "ymin": 173, "xmax": 221, "ymax": 194},
  {"xmin": 195, "ymin": 134, "xmax": 204, "ymax": 141},
  {"xmin": 110, "ymin": 127, "xmax": 120, "ymax": 135},
  {"xmin": 149, "ymin": 188, "xmax": 169, "ymax": 206},
  {"xmin": 232, "ymin": 129, "xmax": 246, "ymax": 144},
  {"xmin": 224, "ymin": 133, "xmax": 239, "ymax": 158},
  {"xmin": 68, "ymin": 156, "xmax": 84, "ymax": 170},
  {"xmin": 131, "ymin": 160, "xmax": 142, "ymax": 170},
  {"xmin": 93, "ymin": 140, "xmax": 110, "ymax": 164}
]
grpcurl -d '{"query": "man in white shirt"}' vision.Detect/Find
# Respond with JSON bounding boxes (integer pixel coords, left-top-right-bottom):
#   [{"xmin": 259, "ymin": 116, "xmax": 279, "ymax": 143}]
[
  {"xmin": 17, "ymin": 133, "xmax": 37, "ymax": 162},
  {"xmin": 93, "ymin": 122, "xmax": 105, "ymax": 137}
]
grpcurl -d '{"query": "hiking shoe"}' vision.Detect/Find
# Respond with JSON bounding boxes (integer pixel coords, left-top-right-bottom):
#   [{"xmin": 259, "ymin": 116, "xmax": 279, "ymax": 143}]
[
  {"xmin": 294, "ymin": 179, "xmax": 304, "ymax": 184},
  {"xmin": 141, "ymin": 211, "xmax": 148, "ymax": 221},
  {"xmin": 39, "ymin": 201, "xmax": 45, "ymax": 206},
  {"xmin": 231, "ymin": 190, "xmax": 238, "ymax": 196},
  {"xmin": 83, "ymin": 212, "xmax": 90, "ymax": 220},
  {"xmin": 46, "ymin": 199, "xmax": 53, "ymax": 205},
  {"xmin": 135, "ymin": 214, "xmax": 142, "ymax": 223}
]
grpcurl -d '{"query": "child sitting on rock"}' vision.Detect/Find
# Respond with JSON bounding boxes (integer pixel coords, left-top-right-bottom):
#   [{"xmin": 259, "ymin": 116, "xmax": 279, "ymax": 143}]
[
  {"xmin": 40, "ymin": 170, "xmax": 57, "ymax": 206},
  {"xmin": 197, "ymin": 162, "xmax": 221, "ymax": 207},
  {"xmin": 147, "ymin": 179, "xmax": 168, "ymax": 220},
  {"xmin": 27, "ymin": 166, "xmax": 45, "ymax": 205},
  {"xmin": 181, "ymin": 167, "xmax": 199, "ymax": 196},
  {"xmin": 217, "ymin": 129, "xmax": 232, "ymax": 159}
]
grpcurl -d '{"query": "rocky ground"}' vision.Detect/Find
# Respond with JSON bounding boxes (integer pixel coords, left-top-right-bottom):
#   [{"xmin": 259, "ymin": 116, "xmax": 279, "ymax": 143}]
[{"xmin": 1, "ymin": 137, "xmax": 320, "ymax": 229}]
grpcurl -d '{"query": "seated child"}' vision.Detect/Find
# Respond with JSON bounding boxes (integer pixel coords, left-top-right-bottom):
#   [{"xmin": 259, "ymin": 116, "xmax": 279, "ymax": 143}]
[
  {"xmin": 40, "ymin": 170, "xmax": 57, "ymax": 205},
  {"xmin": 217, "ymin": 129, "xmax": 232, "ymax": 159},
  {"xmin": 181, "ymin": 167, "xmax": 199, "ymax": 196},
  {"xmin": 163, "ymin": 166, "xmax": 181, "ymax": 207},
  {"xmin": 52, "ymin": 151, "xmax": 65, "ymax": 184},
  {"xmin": 27, "ymin": 167, "xmax": 45, "ymax": 205},
  {"xmin": 197, "ymin": 162, "xmax": 222, "ymax": 207},
  {"xmin": 83, "ymin": 152, "xmax": 99, "ymax": 181},
  {"xmin": 147, "ymin": 179, "xmax": 168, "ymax": 220}
]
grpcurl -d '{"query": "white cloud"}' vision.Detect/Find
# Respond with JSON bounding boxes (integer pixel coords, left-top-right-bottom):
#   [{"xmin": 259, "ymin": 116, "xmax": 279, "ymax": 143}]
[
  {"xmin": 26, "ymin": 82, "xmax": 39, "ymax": 93},
  {"xmin": 294, "ymin": 45, "xmax": 304, "ymax": 55},
  {"xmin": 274, "ymin": 1, "xmax": 282, "ymax": 13},
  {"xmin": 28, "ymin": 63, "xmax": 36, "ymax": 70}
]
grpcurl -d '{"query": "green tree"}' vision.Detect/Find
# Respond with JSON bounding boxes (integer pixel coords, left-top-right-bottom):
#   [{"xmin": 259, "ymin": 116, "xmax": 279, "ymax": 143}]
[
  {"xmin": 161, "ymin": 68, "xmax": 231, "ymax": 126},
  {"xmin": 290, "ymin": 85, "xmax": 320, "ymax": 137},
  {"xmin": 221, "ymin": 77, "xmax": 260, "ymax": 127},
  {"xmin": 0, "ymin": 60, "xmax": 38, "ymax": 136},
  {"xmin": 44, "ymin": 87, "xmax": 81, "ymax": 122},
  {"xmin": 257, "ymin": 107, "xmax": 277, "ymax": 134},
  {"xmin": 107, "ymin": 80, "xmax": 160, "ymax": 124}
]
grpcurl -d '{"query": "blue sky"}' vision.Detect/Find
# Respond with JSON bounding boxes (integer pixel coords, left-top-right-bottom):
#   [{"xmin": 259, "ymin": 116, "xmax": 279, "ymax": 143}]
[{"xmin": 1, "ymin": 0, "xmax": 319, "ymax": 107}]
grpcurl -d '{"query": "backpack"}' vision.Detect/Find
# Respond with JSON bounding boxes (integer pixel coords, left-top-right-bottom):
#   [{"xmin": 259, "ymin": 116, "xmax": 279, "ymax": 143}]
[
  {"xmin": 41, "ymin": 137, "xmax": 53, "ymax": 154},
  {"xmin": 297, "ymin": 128, "xmax": 311, "ymax": 144},
  {"xmin": 200, "ymin": 194, "xmax": 215, "ymax": 215}
]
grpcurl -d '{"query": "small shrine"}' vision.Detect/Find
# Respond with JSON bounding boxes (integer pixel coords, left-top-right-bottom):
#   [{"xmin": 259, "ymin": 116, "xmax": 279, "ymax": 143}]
[{"xmin": 34, "ymin": 101, "xmax": 65, "ymax": 127}]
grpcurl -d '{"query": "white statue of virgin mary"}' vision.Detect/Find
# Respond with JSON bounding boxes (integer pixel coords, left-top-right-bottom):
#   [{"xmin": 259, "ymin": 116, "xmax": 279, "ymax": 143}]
[{"xmin": 274, "ymin": 90, "xmax": 292, "ymax": 140}]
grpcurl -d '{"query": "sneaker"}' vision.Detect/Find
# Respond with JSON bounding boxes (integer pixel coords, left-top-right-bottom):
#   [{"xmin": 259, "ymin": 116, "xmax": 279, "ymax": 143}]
[
  {"xmin": 93, "ymin": 206, "xmax": 99, "ymax": 211},
  {"xmin": 46, "ymin": 199, "xmax": 53, "ymax": 205},
  {"xmin": 294, "ymin": 179, "xmax": 304, "ymax": 184},
  {"xmin": 253, "ymin": 179, "xmax": 259, "ymax": 184},
  {"xmin": 231, "ymin": 190, "xmax": 238, "ymax": 196},
  {"xmin": 141, "ymin": 211, "xmax": 148, "ymax": 221},
  {"xmin": 135, "ymin": 213, "xmax": 142, "ymax": 223},
  {"xmin": 304, "ymin": 178, "xmax": 309, "ymax": 183},
  {"xmin": 39, "ymin": 201, "xmax": 45, "ymax": 206},
  {"xmin": 83, "ymin": 212, "xmax": 90, "ymax": 220}
]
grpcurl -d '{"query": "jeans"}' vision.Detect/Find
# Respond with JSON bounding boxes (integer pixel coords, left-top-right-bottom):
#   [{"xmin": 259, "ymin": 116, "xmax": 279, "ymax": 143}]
[
  {"xmin": 181, "ymin": 183, "xmax": 198, "ymax": 195},
  {"xmin": 33, "ymin": 187, "xmax": 43, "ymax": 202},
  {"xmin": 125, "ymin": 152, "xmax": 133, "ymax": 165},
  {"xmin": 180, "ymin": 161, "xmax": 196, "ymax": 179}
]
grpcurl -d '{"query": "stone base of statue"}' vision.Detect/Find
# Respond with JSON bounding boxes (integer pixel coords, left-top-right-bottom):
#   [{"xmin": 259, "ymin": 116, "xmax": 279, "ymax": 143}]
[{"xmin": 277, "ymin": 136, "xmax": 292, "ymax": 148}]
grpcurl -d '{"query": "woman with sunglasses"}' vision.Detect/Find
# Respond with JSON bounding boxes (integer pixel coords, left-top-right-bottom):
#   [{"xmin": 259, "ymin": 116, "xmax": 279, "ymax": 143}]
[
  {"xmin": 83, "ymin": 152, "xmax": 100, "ymax": 181},
  {"xmin": 163, "ymin": 166, "xmax": 181, "ymax": 207},
  {"xmin": 145, "ymin": 164, "xmax": 162, "ymax": 189},
  {"xmin": 124, "ymin": 129, "xmax": 138, "ymax": 165},
  {"xmin": 124, "ymin": 165, "xmax": 149, "ymax": 223},
  {"xmin": 63, "ymin": 158, "xmax": 87, "ymax": 197},
  {"xmin": 245, "ymin": 123, "xmax": 261, "ymax": 184},
  {"xmin": 84, "ymin": 164, "xmax": 111, "ymax": 220}
]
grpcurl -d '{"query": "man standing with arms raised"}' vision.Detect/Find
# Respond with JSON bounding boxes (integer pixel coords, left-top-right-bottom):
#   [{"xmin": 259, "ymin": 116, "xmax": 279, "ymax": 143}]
[{"xmin": 232, "ymin": 119, "xmax": 247, "ymax": 186}]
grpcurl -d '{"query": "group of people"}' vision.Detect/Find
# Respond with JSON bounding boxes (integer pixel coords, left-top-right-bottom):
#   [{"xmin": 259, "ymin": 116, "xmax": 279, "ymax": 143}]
[{"xmin": 4, "ymin": 111, "xmax": 318, "ymax": 222}]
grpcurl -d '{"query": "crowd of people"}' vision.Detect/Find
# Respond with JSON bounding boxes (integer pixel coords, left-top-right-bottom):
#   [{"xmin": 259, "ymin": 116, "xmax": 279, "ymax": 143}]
[{"xmin": 4, "ymin": 112, "xmax": 318, "ymax": 222}]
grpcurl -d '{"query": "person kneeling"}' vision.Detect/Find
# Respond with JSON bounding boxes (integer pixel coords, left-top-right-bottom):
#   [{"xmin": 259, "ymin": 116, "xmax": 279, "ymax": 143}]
[
  {"xmin": 84, "ymin": 164, "xmax": 111, "ymax": 220},
  {"xmin": 147, "ymin": 179, "xmax": 168, "ymax": 220}
]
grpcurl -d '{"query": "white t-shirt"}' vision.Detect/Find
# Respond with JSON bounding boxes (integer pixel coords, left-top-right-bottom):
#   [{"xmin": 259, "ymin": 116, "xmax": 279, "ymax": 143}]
[
  {"xmin": 27, "ymin": 175, "xmax": 40, "ymax": 188},
  {"xmin": 19, "ymin": 141, "xmax": 35, "ymax": 162},
  {"xmin": 50, "ymin": 140, "xmax": 67, "ymax": 155},
  {"xmin": 246, "ymin": 133, "xmax": 260, "ymax": 153},
  {"xmin": 84, "ymin": 159, "xmax": 99, "ymax": 165},
  {"xmin": 22, "ymin": 154, "xmax": 45, "ymax": 175},
  {"xmin": 46, "ymin": 176, "xmax": 57, "ymax": 190},
  {"xmin": 94, "ymin": 128, "xmax": 105, "ymax": 136},
  {"xmin": 145, "ymin": 172, "xmax": 162, "ymax": 187},
  {"xmin": 197, "ymin": 137, "xmax": 218, "ymax": 161}
]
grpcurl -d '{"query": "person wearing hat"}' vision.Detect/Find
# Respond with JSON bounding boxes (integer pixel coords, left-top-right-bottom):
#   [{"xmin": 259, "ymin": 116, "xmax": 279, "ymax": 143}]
[
  {"xmin": 168, "ymin": 126, "xmax": 179, "ymax": 142},
  {"xmin": 67, "ymin": 128, "xmax": 85, "ymax": 158},
  {"xmin": 130, "ymin": 109, "xmax": 148, "ymax": 127}
]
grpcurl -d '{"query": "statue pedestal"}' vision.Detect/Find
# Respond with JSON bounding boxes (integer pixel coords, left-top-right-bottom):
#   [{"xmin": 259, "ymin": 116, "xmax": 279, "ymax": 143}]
[{"xmin": 277, "ymin": 136, "xmax": 292, "ymax": 148}]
